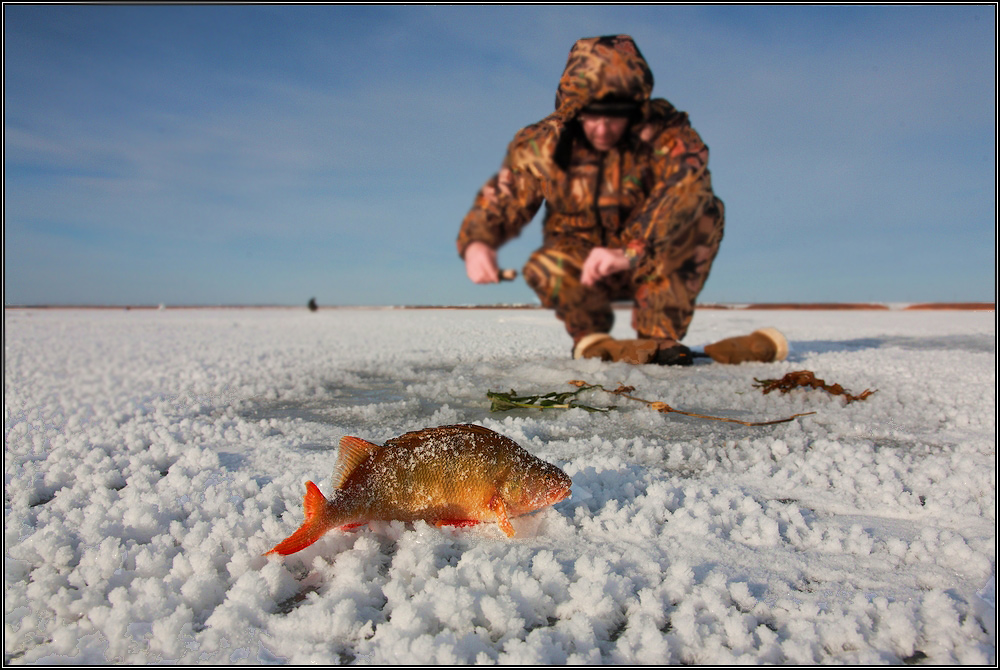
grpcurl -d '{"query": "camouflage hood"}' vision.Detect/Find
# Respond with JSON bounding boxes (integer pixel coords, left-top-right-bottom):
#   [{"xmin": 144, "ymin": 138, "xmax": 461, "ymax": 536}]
[
  {"xmin": 503, "ymin": 35, "xmax": 655, "ymax": 177},
  {"xmin": 554, "ymin": 35, "xmax": 654, "ymax": 121}
]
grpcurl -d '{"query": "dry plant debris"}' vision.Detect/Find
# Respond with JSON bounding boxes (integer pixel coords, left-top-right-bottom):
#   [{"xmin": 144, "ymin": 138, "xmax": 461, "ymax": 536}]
[
  {"xmin": 752, "ymin": 370, "xmax": 877, "ymax": 404},
  {"xmin": 487, "ymin": 386, "xmax": 612, "ymax": 413},
  {"xmin": 488, "ymin": 381, "xmax": 815, "ymax": 427}
]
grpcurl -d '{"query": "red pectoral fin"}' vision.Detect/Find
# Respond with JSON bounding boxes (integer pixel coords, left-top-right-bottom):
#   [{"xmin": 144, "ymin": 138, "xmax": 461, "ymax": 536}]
[{"xmin": 488, "ymin": 495, "xmax": 516, "ymax": 537}]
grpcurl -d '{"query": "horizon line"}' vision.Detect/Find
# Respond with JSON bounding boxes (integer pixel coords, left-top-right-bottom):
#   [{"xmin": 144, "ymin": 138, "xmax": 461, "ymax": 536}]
[{"xmin": 3, "ymin": 302, "xmax": 995, "ymax": 312}]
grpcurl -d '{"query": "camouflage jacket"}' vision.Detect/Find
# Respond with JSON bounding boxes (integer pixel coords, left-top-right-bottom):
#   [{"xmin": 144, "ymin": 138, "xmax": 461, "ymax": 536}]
[{"xmin": 457, "ymin": 35, "xmax": 719, "ymax": 264}]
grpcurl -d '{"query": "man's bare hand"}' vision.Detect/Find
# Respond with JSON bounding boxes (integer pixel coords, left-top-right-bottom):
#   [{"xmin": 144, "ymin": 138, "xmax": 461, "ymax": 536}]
[
  {"xmin": 581, "ymin": 247, "xmax": 630, "ymax": 287},
  {"xmin": 464, "ymin": 241, "xmax": 500, "ymax": 284}
]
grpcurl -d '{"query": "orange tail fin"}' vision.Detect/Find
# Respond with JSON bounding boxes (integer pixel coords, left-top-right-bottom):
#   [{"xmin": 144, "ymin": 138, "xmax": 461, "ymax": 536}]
[{"xmin": 265, "ymin": 481, "xmax": 334, "ymax": 556}]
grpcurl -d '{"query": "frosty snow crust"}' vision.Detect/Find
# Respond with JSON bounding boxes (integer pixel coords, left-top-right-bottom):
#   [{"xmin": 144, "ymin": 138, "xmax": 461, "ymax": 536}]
[{"xmin": 3, "ymin": 308, "xmax": 995, "ymax": 664}]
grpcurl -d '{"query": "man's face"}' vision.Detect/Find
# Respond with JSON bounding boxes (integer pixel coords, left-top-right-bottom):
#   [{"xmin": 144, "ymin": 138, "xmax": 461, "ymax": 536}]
[{"xmin": 579, "ymin": 113, "xmax": 630, "ymax": 152}]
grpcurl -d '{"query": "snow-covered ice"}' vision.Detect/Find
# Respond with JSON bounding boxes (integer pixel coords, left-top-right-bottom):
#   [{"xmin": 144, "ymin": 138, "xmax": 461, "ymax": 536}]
[{"xmin": 4, "ymin": 306, "xmax": 995, "ymax": 664}]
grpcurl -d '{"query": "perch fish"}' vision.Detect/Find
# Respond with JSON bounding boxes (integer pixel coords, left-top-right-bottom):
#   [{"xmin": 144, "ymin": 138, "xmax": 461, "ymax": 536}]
[{"xmin": 266, "ymin": 424, "xmax": 572, "ymax": 555}]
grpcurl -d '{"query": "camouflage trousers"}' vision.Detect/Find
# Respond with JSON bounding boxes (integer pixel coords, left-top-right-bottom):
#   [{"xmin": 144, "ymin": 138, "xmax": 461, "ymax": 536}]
[{"xmin": 523, "ymin": 199, "xmax": 724, "ymax": 344}]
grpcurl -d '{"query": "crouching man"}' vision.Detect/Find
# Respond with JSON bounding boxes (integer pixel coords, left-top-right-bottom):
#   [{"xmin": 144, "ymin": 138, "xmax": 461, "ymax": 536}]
[{"xmin": 458, "ymin": 35, "xmax": 786, "ymax": 365}]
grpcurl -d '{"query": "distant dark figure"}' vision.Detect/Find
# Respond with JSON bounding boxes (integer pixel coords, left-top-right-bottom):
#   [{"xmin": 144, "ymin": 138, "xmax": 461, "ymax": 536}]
[{"xmin": 308, "ymin": 298, "xmax": 319, "ymax": 312}]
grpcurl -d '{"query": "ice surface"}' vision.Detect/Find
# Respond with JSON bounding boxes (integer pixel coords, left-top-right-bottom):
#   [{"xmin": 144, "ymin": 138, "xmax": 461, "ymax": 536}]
[{"xmin": 4, "ymin": 307, "xmax": 995, "ymax": 664}]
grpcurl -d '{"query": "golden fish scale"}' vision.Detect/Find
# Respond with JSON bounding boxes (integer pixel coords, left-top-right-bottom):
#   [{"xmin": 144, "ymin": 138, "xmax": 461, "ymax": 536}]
[{"xmin": 335, "ymin": 426, "xmax": 540, "ymax": 524}]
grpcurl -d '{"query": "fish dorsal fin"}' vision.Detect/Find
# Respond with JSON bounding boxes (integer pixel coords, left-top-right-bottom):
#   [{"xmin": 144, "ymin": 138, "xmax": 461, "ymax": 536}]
[{"xmin": 333, "ymin": 436, "xmax": 381, "ymax": 489}]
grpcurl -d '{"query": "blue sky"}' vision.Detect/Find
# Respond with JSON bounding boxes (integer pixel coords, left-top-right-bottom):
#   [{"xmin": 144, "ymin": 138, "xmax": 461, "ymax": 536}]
[{"xmin": 4, "ymin": 5, "xmax": 996, "ymax": 306}]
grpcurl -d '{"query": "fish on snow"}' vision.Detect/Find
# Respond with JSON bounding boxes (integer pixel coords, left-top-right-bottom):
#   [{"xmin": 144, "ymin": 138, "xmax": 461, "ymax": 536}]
[{"xmin": 266, "ymin": 424, "xmax": 572, "ymax": 555}]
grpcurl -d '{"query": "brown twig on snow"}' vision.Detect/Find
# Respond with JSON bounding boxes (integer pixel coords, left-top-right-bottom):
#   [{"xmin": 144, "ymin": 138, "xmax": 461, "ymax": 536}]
[{"xmin": 567, "ymin": 380, "xmax": 816, "ymax": 427}]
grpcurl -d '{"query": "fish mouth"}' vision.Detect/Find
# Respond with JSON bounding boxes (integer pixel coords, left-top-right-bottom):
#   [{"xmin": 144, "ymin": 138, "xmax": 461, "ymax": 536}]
[
  {"xmin": 525, "ymin": 482, "xmax": 571, "ymax": 509},
  {"xmin": 546, "ymin": 481, "xmax": 572, "ymax": 504}
]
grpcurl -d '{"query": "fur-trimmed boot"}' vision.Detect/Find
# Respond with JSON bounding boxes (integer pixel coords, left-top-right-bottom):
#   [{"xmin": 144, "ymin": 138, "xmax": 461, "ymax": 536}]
[
  {"xmin": 573, "ymin": 334, "xmax": 692, "ymax": 366},
  {"xmin": 573, "ymin": 333, "xmax": 657, "ymax": 364},
  {"xmin": 703, "ymin": 328, "xmax": 788, "ymax": 364}
]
